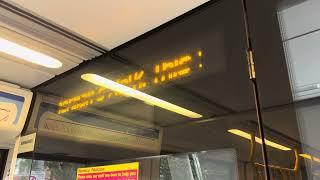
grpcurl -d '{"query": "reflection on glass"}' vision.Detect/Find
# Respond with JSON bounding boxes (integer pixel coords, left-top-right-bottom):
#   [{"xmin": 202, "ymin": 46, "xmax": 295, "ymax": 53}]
[
  {"xmin": 57, "ymin": 51, "xmax": 203, "ymax": 115},
  {"xmin": 84, "ymin": 149, "xmax": 239, "ymax": 180},
  {"xmin": 14, "ymin": 158, "xmax": 32, "ymax": 180},
  {"xmin": 228, "ymin": 129, "xmax": 292, "ymax": 151},
  {"xmin": 14, "ymin": 158, "xmax": 83, "ymax": 180},
  {"xmin": 81, "ymin": 73, "xmax": 202, "ymax": 119},
  {"xmin": 278, "ymin": 0, "xmax": 320, "ymax": 178},
  {"xmin": 299, "ymin": 153, "xmax": 320, "ymax": 163}
]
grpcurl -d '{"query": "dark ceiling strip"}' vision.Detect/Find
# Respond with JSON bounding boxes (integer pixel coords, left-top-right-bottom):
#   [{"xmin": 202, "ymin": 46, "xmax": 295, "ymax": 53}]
[{"xmin": 0, "ymin": 1, "xmax": 107, "ymax": 53}]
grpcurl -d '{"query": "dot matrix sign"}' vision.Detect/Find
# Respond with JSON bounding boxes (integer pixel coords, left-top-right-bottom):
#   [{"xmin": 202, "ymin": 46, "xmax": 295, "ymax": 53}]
[{"xmin": 58, "ymin": 50, "xmax": 203, "ymax": 114}]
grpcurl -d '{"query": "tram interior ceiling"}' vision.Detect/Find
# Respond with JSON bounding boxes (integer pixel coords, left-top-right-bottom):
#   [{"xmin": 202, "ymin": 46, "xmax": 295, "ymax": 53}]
[{"xmin": 1, "ymin": 0, "xmax": 318, "ymax": 179}]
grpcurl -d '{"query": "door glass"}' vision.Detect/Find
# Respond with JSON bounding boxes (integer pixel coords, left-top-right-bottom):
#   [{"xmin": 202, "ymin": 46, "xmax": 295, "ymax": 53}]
[
  {"xmin": 21, "ymin": 0, "xmax": 267, "ymax": 179},
  {"xmin": 193, "ymin": 149, "xmax": 238, "ymax": 179},
  {"xmin": 277, "ymin": 1, "xmax": 320, "ymax": 178},
  {"xmin": 0, "ymin": 150, "xmax": 8, "ymax": 179},
  {"xmin": 248, "ymin": 0, "xmax": 320, "ymax": 179},
  {"xmin": 14, "ymin": 158, "xmax": 83, "ymax": 180},
  {"xmin": 80, "ymin": 150, "xmax": 238, "ymax": 180}
]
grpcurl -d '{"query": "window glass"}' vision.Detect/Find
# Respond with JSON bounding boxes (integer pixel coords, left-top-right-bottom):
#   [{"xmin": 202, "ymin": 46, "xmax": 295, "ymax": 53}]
[
  {"xmin": 248, "ymin": 0, "xmax": 320, "ymax": 179},
  {"xmin": 277, "ymin": 1, "xmax": 320, "ymax": 178},
  {"xmin": 14, "ymin": 158, "xmax": 83, "ymax": 180}
]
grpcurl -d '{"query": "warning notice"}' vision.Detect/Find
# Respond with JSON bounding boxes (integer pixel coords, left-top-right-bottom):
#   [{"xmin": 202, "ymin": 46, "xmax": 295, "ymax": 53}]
[{"xmin": 77, "ymin": 162, "xmax": 139, "ymax": 180}]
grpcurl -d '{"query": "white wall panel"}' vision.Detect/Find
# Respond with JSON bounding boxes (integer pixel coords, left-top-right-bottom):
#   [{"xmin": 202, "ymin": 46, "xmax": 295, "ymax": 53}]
[
  {"xmin": 285, "ymin": 31, "xmax": 320, "ymax": 87},
  {"xmin": 279, "ymin": 0, "xmax": 320, "ymax": 40},
  {"xmin": 280, "ymin": 0, "xmax": 320, "ymax": 100}
]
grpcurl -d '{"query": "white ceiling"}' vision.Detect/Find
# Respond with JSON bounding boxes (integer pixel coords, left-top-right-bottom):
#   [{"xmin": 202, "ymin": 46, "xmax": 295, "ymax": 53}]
[{"xmin": 5, "ymin": 0, "xmax": 209, "ymax": 49}]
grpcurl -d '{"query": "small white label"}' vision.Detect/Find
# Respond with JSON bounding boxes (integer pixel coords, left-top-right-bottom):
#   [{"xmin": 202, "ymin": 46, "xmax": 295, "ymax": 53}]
[{"xmin": 18, "ymin": 133, "xmax": 36, "ymax": 154}]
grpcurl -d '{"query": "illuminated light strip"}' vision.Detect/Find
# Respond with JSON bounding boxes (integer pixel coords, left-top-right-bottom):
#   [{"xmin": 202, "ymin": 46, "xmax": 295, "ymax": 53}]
[
  {"xmin": 228, "ymin": 129, "xmax": 292, "ymax": 151},
  {"xmin": 81, "ymin": 73, "xmax": 203, "ymax": 119},
  {"xmin": 0, "ymin": 38, "xmax": 62, "ymax": 68},
  {"xmin": 299, "ymin": 154, "xmax": 320, "ymax": 163},
  {"xmin": 197, "ymin": 50, "xmax": 202, "ymax": 57}
]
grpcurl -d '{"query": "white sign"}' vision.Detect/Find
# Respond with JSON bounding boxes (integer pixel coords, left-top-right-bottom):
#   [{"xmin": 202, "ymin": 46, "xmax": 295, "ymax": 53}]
[{"xmin": 18, "ymin": 133, "xmax": 36, "ymax": 154}]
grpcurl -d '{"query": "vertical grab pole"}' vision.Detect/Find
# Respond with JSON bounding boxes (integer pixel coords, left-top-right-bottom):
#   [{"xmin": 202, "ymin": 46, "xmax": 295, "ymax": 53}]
[
  {"xmin": 241, "ymin": 0, "xmax": 271, "ymax": 179},
  {"xmin": 251, "ymin": 74, "xmax": 271, "ymax": 180}
]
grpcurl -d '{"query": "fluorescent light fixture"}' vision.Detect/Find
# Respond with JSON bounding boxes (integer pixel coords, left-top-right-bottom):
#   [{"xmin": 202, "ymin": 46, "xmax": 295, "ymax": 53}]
[
  {"xmin": 299, "ymin": 154, "xmax": 320, "ymax": 163},
  {"xmin": 0, "ymin": 38, "xmax": 62, "ymax": 68},
  {"xmin": 228, "ymin": 129, "xmax": 292, "ymax": 151},
  {"xmin": 81, "ymin": 73, "xmax": 203, "ymax": 118}
]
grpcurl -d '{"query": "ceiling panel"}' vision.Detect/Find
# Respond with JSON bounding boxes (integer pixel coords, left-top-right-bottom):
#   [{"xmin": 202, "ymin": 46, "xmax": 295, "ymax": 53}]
[
  {"xmin": 5, "ymin": 0, "xmax": 209, "ymax": 49},
  {"xmin": 0, "ymin": 57, "xmax": 54, "ymax": 88},
  {"xmin": 280, "ymin": 0, "xmax": 320, "ymax": 40},
  {"xmin": 0, "ymin": 2, "xmax": 103, "ymax": 88},
  {"xmin": 0, "ymin": 26, "xmax": 80, "ymax": 75}
]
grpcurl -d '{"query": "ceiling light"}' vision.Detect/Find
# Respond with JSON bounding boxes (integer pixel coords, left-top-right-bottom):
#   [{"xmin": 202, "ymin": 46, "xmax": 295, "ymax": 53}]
[
  {"xmin": 81, "ymin": 73, "xmax": 203, "ymax": 118},
  {"xmin": 0, "ymin": 38, "xmax": 62, "ymax": 68},
  {"xmin": 228, "ymin": 129, "xmax": 291, "ymax": 151},
  {"xmin": 299, "ymin": 154, "xmax": 320, "ymax": 163}
]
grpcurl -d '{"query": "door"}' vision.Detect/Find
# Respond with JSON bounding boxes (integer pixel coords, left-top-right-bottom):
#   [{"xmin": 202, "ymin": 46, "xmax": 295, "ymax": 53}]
[{"xmin": 0, "ymin": 149, "xmax": 8, "ymax": 179}]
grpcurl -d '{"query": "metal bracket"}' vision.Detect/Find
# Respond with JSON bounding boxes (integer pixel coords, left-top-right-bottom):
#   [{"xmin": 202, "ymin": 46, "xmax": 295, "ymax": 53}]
[{"xmin": 247, "ymin": 49, "xmax": 256, "ymax": 80}]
